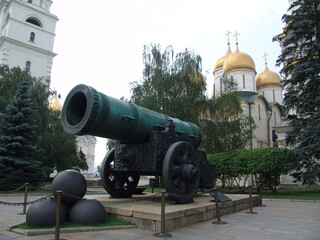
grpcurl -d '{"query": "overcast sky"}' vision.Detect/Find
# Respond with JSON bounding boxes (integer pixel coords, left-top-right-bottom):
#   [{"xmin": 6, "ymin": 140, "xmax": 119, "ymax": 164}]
[{"xmin": 49, "ymin": 0, "xmax": 290, "ymax": 167}]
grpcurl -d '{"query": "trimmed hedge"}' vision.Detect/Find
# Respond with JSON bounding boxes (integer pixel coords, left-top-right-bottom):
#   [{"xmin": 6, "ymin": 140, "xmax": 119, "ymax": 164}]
[{"xmin": 207, "ymin": 148, "xmax": 298, "ymax": 192}]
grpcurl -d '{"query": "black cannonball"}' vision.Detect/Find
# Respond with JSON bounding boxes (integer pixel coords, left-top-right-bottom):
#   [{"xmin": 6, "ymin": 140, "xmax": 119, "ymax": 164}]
[
  {"xmin": 52, "ymin": 169, "xmax": 87, "ymax": 204},
  {"xmin": 26, "ymin": 198, "xmax": 66, "ymax": 227},
  {"xmin": 69, "ymin": 199, "xmax": 106, "ymax": 225}
]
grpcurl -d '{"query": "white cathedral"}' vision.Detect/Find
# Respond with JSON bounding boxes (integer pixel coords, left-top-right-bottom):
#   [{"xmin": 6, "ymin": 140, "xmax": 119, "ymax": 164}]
[
  {"xmin": 0, "ymin": 0, "xmax": 96, "ymax": 178},
  {"xmin": 213, "ymin": 33, "xmax": 284, "ymax": 150}
]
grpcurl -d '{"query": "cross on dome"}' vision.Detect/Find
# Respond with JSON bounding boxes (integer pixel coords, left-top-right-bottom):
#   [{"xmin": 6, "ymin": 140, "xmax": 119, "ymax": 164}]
[
  {"xmin": 226, "ymin": 30, "xmax": 232, "ymax": 44},
  {"xmin": 263, "ymin": 52, "xmax": 268, "ymax": 66}
]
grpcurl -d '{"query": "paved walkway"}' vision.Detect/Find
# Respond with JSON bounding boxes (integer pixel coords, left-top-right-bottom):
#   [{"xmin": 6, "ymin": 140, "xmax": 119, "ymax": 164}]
[{"xmin": 0, "ymin": 194, "xmax": 319, "ymax": 240}]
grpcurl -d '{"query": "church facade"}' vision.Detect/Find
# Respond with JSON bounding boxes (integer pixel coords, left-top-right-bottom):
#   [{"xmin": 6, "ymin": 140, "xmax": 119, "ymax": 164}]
[{"xmin": 212, "ymin": 33, "xmax": 284, "ymax": 150}]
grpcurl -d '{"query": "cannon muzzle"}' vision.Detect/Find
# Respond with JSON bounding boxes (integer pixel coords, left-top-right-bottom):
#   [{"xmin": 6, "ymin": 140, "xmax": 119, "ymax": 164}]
[{"xmin": 61, "ymin": 84, "xmax": 201, "ymax": 147}]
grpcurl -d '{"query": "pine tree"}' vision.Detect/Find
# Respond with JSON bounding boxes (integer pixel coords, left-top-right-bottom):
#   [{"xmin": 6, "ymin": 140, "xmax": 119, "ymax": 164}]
[
  {"xmin": 276, "ymin": 0, "xmax": 320, "ymax": 184},
  {"xmin": 0, "ymin": 77, "xmax": 43, "ymax": 190}
]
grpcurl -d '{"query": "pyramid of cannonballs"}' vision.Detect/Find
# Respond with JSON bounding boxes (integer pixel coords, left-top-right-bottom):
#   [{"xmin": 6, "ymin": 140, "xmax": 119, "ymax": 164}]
[{"xmin": 26, "ymin": 169, "xmax": 106, "ymax": 226}]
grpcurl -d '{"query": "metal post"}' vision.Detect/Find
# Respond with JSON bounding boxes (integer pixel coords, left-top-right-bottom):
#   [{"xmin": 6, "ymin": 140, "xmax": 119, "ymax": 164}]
[
  {"xmin": 258, "ymin": 184, "xmax": 266, "ymax": 207},
  {"xmin": 18, "ymin": 183, "xmax": 29, "ymax": 215},
  {"xmin": 153, "ymin": 191, "xmax": 172, "ymax": 238},
  {"xmin": 245, "ymin": 186, "xmax": 257, "ymax": 214},
  {"xmin": 212, "ymin": 188, "xmax": 227, "ymax": 224},
  {"xmin": 55, "ymin": 190, "xmax": 62, "ymax": 240},
  {"xmin": 23, "ymin": 183, "xmax": 29, "ymax": 214},
  {"xmin": 152, "ymin": 182, "xmax": 154, "ymax": 193}
]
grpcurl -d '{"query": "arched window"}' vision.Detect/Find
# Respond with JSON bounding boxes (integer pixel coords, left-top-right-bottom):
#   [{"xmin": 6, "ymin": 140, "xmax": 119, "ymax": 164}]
[
  {"xmin": 243, "ymin": 75, "xmax": 245, "ymax": 89},
  {"xmin": 30, "ymin": 32, "xmax": 35, "ymax": 42},
  {"xmin": 220, "ymin": 78, "xmax": 223, "ymax": 94},
  {"xmin": 25, "ymin": 61, "xmax": 31, "ymax": 72},
  {"xmin": 26, "ymin": 17, "xmax": 42, "ymax": 28},
  {"xmin": 258, "ymin": 105, "xmax": 261, "ymax": 120}
]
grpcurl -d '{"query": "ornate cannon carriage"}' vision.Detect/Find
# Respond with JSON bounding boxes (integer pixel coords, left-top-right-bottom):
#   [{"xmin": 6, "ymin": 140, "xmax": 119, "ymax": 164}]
[{"xmin": 61, "ymin": 84, "xmax": 215, "ymax": 203}]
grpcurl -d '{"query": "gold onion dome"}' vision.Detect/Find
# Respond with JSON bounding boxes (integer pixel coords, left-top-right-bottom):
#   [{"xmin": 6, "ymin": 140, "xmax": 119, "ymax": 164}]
[
  {"xmin": 49, "ymin": 95, "xmax": 62, "ymax": 113},
  {"xmin": 214, "ymin": 43, "xmax": 232, "ymax": 72},
  {"xmin": 256, "ymin": 65, "xmax": 283, "ymax": 90},
  {"xmin": 223, "ymin": 45, "xmax": 256, "ymax": 74}
]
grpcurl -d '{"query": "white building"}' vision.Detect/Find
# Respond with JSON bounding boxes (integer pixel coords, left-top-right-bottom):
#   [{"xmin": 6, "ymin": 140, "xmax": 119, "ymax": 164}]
[
  {"xmin": 0, "ymin": 0, "xmax": 57, "ymax": 78},
  {"xmin": 213, "ymin": 35, "xmax": 284, "ymax": 150}
]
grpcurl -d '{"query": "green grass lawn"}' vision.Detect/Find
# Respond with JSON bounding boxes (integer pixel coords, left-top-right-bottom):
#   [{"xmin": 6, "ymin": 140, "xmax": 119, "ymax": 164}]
[
  {"xmin": 143, "ymin": 185, "xmax": 320, "ymax": 201},
  {"xmin": 217, "ymin": 187, "xmax": 320, "ymax": 201},
  {"xmin": 16, "ymin": 218, "xmax": 132, "ymax": 230}
]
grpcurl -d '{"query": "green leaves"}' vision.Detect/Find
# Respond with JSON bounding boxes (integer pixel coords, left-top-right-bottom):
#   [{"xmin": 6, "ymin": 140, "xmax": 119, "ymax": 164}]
[
  {"xmin": 131, "ymin": 44, "xmax": 206, "ymax": 124},
  {"xmin": 208, "ymin": 148, "xmax": 299, "ymax": 192},
  {"xmin": 277, "ymin": 0, "xmax": 320, "ymax": 185}
]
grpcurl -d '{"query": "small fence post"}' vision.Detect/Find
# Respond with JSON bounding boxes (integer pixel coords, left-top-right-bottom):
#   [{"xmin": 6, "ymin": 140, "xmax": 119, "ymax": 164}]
[
  {"xmin": 153, "ymin": 191, "xmax": 172, "ymax": 238},
  {"xmin": 258, "ymin": 184, "xmax": 266, "ymax": 207},
  {"xmin": 245, "ymin": 186, "xmax": 257, "ymax": 214},
  {"xmin": 55, "ymin": 190, "xmax": 63, "ymax": 240},
  {"xmin": 18, "ymin": 183, "xmax": 29, "ymax": 215},
  {"xmin": 212, "ymin": 187, "xmax": 227, "ymax": 225}
]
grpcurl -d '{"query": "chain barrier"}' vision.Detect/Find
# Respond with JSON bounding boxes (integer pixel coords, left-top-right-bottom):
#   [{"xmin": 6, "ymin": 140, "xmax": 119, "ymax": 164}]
[
  {"xmin": 0, "ymin": 194, "xmax": 53, "ymax": 206},
  {"xmin": 0, "ymin": 183, "xmax": 27, "ymax": 194}
]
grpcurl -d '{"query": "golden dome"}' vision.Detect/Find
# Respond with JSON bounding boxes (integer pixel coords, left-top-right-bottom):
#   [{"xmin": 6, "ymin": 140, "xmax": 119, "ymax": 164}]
[
  {"xmin": 256, "ymin": 65, "xmax": 283, "ymax": 90},
  {"xmin": 223, "ymin": 46, "xmax": 256, "ymax": 74},
  {"xmin": 49, "ymin": 95, "xmax": 62, "ymax": 113},
  {"xmin": 214, "ymin": 44, "xmax": 232, "ymax": 72}
]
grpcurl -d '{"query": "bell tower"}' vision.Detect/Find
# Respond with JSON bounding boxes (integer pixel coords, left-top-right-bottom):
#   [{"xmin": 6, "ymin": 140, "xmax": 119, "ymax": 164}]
[{"xmin": 0, "ymin": 0, "xmax": 58, "ymax": 78}]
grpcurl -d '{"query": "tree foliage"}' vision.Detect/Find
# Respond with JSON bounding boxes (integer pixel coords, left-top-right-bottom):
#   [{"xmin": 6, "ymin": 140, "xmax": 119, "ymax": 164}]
[
  {"xmin": 207, "ymin": 148, "xmax": 298, "ymax": 193},
  {"xmin": 36, "ymin": 111, "xmax": 88, "ymax": 178},
  {"xmin": 130, "ymin": 44, "xmax": 207, "ymax": 123},
  {"xmin": 276, "ymin": 0, "xmax": 320, "ymax": 185},
  {"xmin": 0, "ymin": 66, "xmax": 88, "ymax": 180},
  {"xmin": 0, "ymin": 78, "xmax": 43, "ymax": 190},
  {"xmin": 200, "ymin": 76, "xmax": 255, "ymax": 153}
]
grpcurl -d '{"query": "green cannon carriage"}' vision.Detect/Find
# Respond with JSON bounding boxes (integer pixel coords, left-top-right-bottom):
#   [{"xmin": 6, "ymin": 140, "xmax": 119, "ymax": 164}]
[{"xmin": 61, "ymin": 84, "xmax": 215, "ymax": 203}]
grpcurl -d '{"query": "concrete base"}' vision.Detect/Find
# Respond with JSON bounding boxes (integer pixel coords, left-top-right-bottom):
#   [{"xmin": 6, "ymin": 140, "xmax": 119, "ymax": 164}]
[{"xmin": 92, "ymin": 193, "xmax": 260, "ymax": 232}]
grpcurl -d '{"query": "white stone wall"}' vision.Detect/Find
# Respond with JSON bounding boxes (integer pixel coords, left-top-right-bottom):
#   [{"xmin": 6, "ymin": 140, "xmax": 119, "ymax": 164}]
[
  {"xmin": 76, "ymin": 135, "xmax": 97, "ymax": 178},
  {"xmin": 0, "ymin": 0, "xmax": 57, "ymax": 78},
  {"xmin": 226, "ymin": 70, "xmax": 256, "ymax": 93},
  {"xmin": 251, "ymin": 96, "xmax": 271, "ymax": 149},
  {"xmin": 213, "ymin": 68, "xmax": 223, "ymax": 98},
  {"xmin": 258, "ymin": 86, "xmax": 283, "ymax": 104}
]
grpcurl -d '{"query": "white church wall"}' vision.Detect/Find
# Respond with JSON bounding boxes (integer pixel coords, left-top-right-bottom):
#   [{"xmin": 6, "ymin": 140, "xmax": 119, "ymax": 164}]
[
  {"xmin": 258, "ymin": 86, "xmax": 283, "ymax": 104},
  {"xmin": 213, "ymin": 68, "xmax": 223, "ymax": 97},
  {"xmin": 76, "ymin": 135, "xmax": 97, "ymax": 178},
  {"xmin": 251, "ymin": 96, "xmax": 270, "ymax": 149},
  {"xmin": 227, "ymin": 70, "xmax": 256, "ymax": 92}
]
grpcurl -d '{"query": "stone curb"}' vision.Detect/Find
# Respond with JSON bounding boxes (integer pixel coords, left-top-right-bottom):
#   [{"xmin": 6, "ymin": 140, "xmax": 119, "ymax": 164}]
[
  {"xmin": 263, "ymin": 199, "xmax": 320, "ymax": 203},
  {"xmin": 9, "ymin": 224, "xmax": 136, "ymax": 236}
]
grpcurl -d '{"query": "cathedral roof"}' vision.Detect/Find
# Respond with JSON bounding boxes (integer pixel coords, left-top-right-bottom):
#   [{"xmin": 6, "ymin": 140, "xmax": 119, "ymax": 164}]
[
  {"xmin": 49, "ymin": 95, "xmax": 62, "ymax": 113},
  {"xmin": 213, "ymin": 43, "xmax": 232, "ymax": 72},
  {"xmin": 256, "ymin": 65, "xmax": 283, "ymax": 90},
  {"xmin": 223, "ymin": 45, "xmax": 256, "ymax": 74}
]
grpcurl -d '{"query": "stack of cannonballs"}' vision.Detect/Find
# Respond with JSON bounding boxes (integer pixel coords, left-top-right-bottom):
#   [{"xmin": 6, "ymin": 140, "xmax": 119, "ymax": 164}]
[{"xmin": 26, "ymin": 169, "xmax": 106, "ymax": 227}]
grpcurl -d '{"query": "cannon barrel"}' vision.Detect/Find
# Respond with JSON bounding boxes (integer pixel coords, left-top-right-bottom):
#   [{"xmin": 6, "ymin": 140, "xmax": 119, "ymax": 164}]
[{"xmin": 61, "ymin": 84, "xmax": 201, "ymax": 147}]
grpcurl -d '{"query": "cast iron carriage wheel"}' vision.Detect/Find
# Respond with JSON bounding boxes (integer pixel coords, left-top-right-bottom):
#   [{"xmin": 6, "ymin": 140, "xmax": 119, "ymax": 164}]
[
  {"xmin": 100, "ymin": 148, "xmax": 140, "ymax": 198},
  {"xmin": 162, "ymin": 141, "xmax": 200, "ymax": 204}
]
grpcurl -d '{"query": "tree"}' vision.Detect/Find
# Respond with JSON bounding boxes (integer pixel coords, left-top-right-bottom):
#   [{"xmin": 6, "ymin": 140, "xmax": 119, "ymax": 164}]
[
  {"xmin": 130, "ymin": 44, "xmax": 207, "ymax": 123},
  {"xmin": 200, "ymin": 76, "xmax": 255, "ymax": 153},
  {"xmin": 244, "ymin": 148, "xmax": 299, "ymax": 193},
  {"xmin": 207, "ymin": 148, "xmax": 298, "ymax": 193},
  {"xmin": 0, "ymin": 78, "xmax": 43, "ymax": 190},
  {"xmin": 276, "ymin": 0, "xmax": 320, "ymax": 185},
  {"xmin": 36, "ymin": 110, "xmax": 88, "ymax": 178},
  {"xmin": 0, "ymin": 66, "xmax": 88, "ymax": 178}
]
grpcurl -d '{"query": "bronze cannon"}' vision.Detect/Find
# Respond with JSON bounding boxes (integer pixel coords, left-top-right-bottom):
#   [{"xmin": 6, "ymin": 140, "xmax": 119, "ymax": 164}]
[{"xmin": 61, "ymin": 84, "xmax": 215, "ymax": 203}]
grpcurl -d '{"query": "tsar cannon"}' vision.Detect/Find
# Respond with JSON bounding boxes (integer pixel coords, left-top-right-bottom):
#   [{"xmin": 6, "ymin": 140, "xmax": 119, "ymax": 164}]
[{"xmin": 61, "ymin": 84, "xmax": 215, "ymax": 203}]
